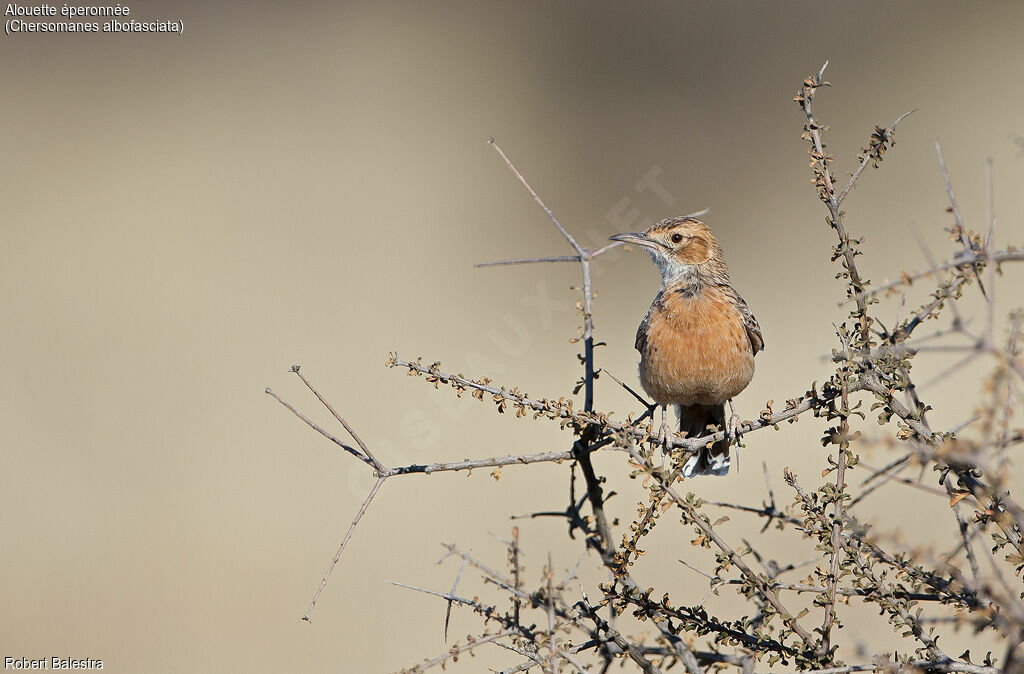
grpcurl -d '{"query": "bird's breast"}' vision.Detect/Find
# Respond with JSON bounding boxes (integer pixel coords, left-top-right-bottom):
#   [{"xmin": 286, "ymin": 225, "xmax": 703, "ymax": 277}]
[{"xmin": 638, "ymin": 287, "xmax": 755, "ymax": 406}]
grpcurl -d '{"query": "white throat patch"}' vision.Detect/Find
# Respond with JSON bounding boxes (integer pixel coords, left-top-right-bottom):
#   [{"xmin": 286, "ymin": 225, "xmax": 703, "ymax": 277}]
[{"xmin": 646, "ymin": 249, "xmax": 695, "ymax": 287}]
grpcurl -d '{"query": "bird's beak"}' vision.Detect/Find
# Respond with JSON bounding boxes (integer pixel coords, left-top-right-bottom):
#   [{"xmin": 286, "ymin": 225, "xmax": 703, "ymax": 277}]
[{"xmin": 610, "ymin": 232, "xmax": 663, "ymax": 251}]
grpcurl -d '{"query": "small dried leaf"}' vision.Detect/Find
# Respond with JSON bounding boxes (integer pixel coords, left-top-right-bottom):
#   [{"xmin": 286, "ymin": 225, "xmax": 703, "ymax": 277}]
[{"xmin": 949, "ymin": 491, "xmax": 970, "ymax": 507}]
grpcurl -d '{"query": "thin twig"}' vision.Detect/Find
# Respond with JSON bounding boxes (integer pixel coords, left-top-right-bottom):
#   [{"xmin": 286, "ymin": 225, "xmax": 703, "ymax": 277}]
[
  {"xmin": 475, "ymin": 255, "xmax": 581, "ymax": 268},
  {"xmin": 397, "ymin": 629, "xmax": 517, "ymax": 674},
  {"xmin": 265, "ymin": 387, "xmax": 377, "ymax": 469},
  {"xmin": 836, "ymin": 109, "xmax": 914, "ymax": 203},
  {"xmin": 304, "ymin": 476, "xmax": 386, "ymax": 621},
  {"xmin": 386, "ymin": 449, "xmax": 575, "ymax": 477},
  {"xmin": 488, "ymin": 138, "xmax": 583, "ymax": 255},
  {"xmin": 290, "ymin": 366, "xmax": 385, "ymax": 472},
  {"xmin": 444, "ymin": 557, "xmax": 469, "ymax": 641}
]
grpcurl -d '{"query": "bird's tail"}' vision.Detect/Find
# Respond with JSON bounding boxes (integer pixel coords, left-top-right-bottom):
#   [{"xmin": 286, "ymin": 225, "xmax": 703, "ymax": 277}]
[{"xmin": 677, "ymin": 403, "xmax": 730, "ymax": 477}]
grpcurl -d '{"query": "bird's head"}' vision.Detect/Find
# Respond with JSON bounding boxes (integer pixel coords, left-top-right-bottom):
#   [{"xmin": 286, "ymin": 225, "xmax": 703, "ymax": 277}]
[{"xmin": 610, "ymin": 217, "xmax": 727, "ymax": 286}]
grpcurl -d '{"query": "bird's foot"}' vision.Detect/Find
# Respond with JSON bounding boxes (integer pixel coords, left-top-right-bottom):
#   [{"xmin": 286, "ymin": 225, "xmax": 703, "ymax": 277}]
[
  {"xmin": 726, "ymin": 399, "xmax": 745, "ymax": 446},
  {"xmin": 653, "ymin": 406, "xmax": 671, "ymax": 467},
  {"xmin": 729, "ymin": 411, "xmax": 753, "ymax": 448},
  {"xmin": 657, "ymin": 421, "xmax": 671, "ymax": 456},
  {"xmin": 729, "ymin": 409, "xmax": 745, "ymax": 436},
  {"xmin": 643, "ymin": 421, "xmax": 669, "ymax": 472}
]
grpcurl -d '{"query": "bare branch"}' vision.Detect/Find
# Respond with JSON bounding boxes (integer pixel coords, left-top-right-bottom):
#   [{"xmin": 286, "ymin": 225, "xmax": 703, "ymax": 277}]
[
  {"xmin": 445, "ymin": 557, "xmax": 469, "ymax": 641},
  {"xmin": 475, "ymin": 255, "xmax": 582, "ymax": 268},
  {"xmin": 489, "ymin": 138, "xmax": 583, "ymax": 255},
  {"xmin": 386, "ymin": 449, "xmax": 575, "ymax": 477},
  {"xmin": 265, "ymin": 387, "xmax": 377, "ymax": 470},
  {"xmin": 396, "ymin": 629, "xmax": 517, "ymax": 674},
  {"xmin": 290, "ymin": 366, "xmax": 385, "ymax": 472},
  {"xmin": 303, "ymin": 476, "xmax": 386, "ymax": 621}
]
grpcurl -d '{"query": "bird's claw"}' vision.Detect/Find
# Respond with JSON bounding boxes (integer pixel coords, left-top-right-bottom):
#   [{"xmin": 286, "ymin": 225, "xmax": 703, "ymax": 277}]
[
  {"xmin": 727, "ymin": 413, "xmax": 743, "ymax": 443},
  {"xmin": 657, "ymin": 421, "xmax": 671, "ymax": 454}
]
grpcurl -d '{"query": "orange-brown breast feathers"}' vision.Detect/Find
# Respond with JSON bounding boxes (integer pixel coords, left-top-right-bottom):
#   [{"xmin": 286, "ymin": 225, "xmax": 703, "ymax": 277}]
[{"xmin": 637, "ymin": 286, "xmax": 757, "ymax": 407}]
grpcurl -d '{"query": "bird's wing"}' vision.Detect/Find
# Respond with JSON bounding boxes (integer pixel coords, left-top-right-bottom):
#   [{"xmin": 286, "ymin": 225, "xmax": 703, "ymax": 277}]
[
  {"xmin": 725, "ymin": 286, "xmax": 764, "ymax": 354},
  {"xmin": 634, "ymin": 291, "xmax": 664, "ymax": 353},
  {"xmin": 634, "ymin": 310, "xmax": 650, "ymax": 353}
]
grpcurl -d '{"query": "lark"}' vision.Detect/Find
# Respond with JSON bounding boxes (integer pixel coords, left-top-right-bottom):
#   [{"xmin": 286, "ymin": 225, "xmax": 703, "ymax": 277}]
[{"xmin": 612, "ymin": 217, "xmax": 763, "ymax": 476}]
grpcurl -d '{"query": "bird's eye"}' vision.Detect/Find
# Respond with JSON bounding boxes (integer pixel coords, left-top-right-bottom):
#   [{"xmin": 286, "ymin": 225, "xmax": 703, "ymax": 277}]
[{"xmin": 670, "ymin": 233, "xmax": 684, "ymax": 244}]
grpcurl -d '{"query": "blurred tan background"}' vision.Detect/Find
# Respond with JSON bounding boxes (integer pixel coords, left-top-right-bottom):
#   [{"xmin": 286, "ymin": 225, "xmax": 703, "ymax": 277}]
[{"xmin": 3, "ymin": 1, "xmax": 1024, "ymax": 671}]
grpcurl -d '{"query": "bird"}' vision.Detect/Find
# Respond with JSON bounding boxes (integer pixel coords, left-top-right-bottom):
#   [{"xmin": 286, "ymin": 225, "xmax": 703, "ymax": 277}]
[{"xmin": 610, "ymin": 216, "xmax": 763, "ymax": 477}]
